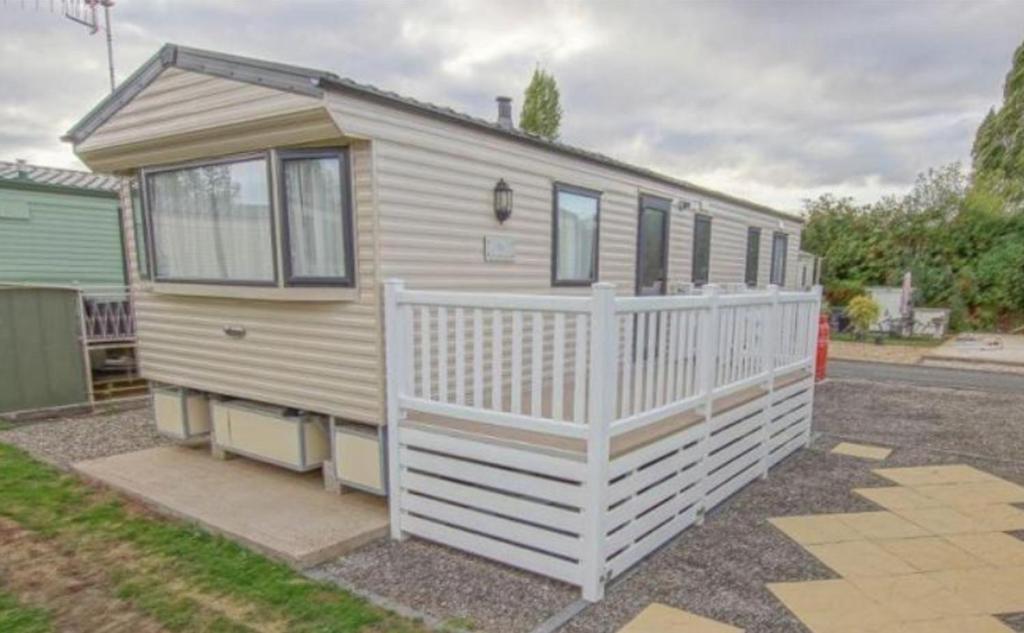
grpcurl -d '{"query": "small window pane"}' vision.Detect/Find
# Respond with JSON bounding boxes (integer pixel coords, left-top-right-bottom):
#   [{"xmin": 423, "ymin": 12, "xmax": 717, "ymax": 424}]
[
  {"xmin": 745, "ymin": 227, "xmax": 760, "ymax": 287},
  {"xmin": 771, "ymin": 232, "xmax": 788, "ymax": 286},
  {"xmin": 692, "ymin": 215, "xmax": 711, "ymax": 286},
  {"xmin": 555, "ymin": 188, "xmax": 599, "ymax": 283},
  {"xmin": 148, "ymin": 158, "xmax": 273, "ymax": 283},
  {"xmin": 283, "ymin": 156, "xmax": 347, "ymax": 280},
  {"xmin": 130, "ymin": 180, "xmax": 149, "ymax": 279}
]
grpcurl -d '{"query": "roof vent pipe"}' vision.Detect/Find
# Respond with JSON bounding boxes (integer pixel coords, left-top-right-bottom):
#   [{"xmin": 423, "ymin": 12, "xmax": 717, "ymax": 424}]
[
  {"xmin": 15, "ymin": 159, "xmax": 29, "ymax": 178},
  {"xmin": 496, "ymin": 96, "xmax": 514, "ymax": 130}
]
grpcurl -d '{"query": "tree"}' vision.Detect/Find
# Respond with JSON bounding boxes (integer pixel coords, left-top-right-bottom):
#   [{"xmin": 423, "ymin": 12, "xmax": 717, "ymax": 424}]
[
  {"xmin": 519, "ymin": 67, "xmax": 563, "ymax": 140},
  {"xmin": 972, "ymin": 39, "xmax": 1024, "ymax": 207}
]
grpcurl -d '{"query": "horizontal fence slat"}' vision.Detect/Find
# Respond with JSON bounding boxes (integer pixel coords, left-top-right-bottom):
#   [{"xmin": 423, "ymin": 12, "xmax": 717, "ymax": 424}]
[
  {"xmin": 399, "ymin": 290, "xmax": 591, "ymax": 313},
  {"xmin": 402, "ymin": 470, "xmax": 583, "ymax": 533},
  {"xmin": 400, "ymin": 446, "xmax": 583, "ymax": 508},
  {"xmin": 403, "ymin": 492, "xmax": 582, "ymax": 559},
  {"xmin": 401, "ymin": 397, "xmax": 588, "ymax": 439},
  {"xmin": 400, "ymin": 425, "xmax": 587, "ymax": 481},
  {"xmin": 401, "ymin": 515, "xmax": 583, "ymax": 584}
]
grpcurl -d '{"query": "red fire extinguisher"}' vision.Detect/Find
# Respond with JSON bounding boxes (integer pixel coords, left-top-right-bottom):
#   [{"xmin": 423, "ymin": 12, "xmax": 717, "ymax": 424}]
[{"xmin": 816, "ymin": 314, "xmax": 829, "ymax": 382}]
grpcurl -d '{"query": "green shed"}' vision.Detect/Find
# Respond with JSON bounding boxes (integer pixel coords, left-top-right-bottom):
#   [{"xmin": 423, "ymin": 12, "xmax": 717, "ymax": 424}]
[{"xmin": 0, "ymin": 159, "xmax": 124, "ymax": 285}]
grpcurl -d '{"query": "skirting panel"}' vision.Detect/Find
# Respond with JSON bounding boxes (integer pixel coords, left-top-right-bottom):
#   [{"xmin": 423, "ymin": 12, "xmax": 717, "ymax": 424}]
[{"xmin": 397, "ymin": 425, "xmax": 587, "ymax": 585}]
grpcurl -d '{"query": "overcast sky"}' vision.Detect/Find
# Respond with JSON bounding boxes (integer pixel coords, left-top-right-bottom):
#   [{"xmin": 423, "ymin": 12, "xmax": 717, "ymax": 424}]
[{"xmin": 2, "ymin": 0, "xmax": 1022, "ymax": 212}]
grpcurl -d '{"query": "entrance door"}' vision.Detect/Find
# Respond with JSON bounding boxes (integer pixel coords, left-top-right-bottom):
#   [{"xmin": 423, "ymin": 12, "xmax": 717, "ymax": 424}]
[{"xmin": 636, "ymin": 194, "xmax": 671, "ymax": 295}]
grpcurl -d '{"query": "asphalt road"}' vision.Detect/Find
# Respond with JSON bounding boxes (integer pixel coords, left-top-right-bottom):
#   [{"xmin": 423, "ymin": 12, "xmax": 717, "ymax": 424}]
[{"xmin": 828, "ymin": 358, "xmax": 1024, "ymax": 393}]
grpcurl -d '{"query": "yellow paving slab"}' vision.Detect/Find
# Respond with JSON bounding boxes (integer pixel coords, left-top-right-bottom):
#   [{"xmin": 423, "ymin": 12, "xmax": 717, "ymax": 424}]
[
  {"xmin": 834, "ymin": 512, "xmax": 929, "ymax": 540},
  {"xmin": 892, "ymin": 505, "xmax": 982, "ymax": 535},
  {"xmin": 913, "ymin": 481, "xmax": 1024, "ymax": 507},
  {"xmin": 853, "ymin": 486, "xmax": 944, "ymax": 511},
  {"xmin": 847, "ymin": 573, "xmax": 979, "ymax": 621},
  {"xmin": 875, "ymin": 536, "xmax": 989, "ymax": 572},
  {"xmin": 616, "ymin": 603, "xmax": 742, "ymax": 633},
  {"xmin": 768, "ymin": 514, "xmax": 862, "ymax": 545},
  {"xmin": 873, "ymin": 465, "xmax": 1000, "ymax": 487},
  {"xmin": 966, "ymin": 503, "xmax": 1024, "ymax": 532},
  {"xmin": 876, "ymin": 615, "xmax": 1016, "ymax": 632},
  {"xmin": 926, "ymin": 566, "xmax": 1024, "ymax": 614},
  {"xmin": 805, "ymin": 540, "xmax": 917, "ymax": 577},
  {"xmin": 831, "ymin": 442, "xmax": 893, "ymax": 460},
  {"xmin": 944, "ymin": 532, "xmax": 1024, "ymax": 567},
  {"xmin": 767, "ymin": 579, "xmax": 899, "ymax": 632}
]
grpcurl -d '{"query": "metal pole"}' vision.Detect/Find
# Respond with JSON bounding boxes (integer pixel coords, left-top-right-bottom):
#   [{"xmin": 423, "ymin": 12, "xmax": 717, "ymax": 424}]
[{"xmin": 103, "ymin": 1, "xmax": 114, "ymax": 91}]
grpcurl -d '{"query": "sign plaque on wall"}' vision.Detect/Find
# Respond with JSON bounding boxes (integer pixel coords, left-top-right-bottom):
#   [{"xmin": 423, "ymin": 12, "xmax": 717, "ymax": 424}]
[{"xmin": 483, "ymin": 235, "xmax": 516, "ymax": 263}]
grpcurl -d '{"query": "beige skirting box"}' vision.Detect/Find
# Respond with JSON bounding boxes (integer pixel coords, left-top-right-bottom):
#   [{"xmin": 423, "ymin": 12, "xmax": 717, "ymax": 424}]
[
  {"xmin": 330, "ymin": 420, "xmax": 387, "ymax": 495},
  {"xmin": 211, "ymin": 399, "xmax": 329, "ymax": 472},
  {"xmin": 153, "ymin": 385, "xmax": 211, "ymax": 441}
]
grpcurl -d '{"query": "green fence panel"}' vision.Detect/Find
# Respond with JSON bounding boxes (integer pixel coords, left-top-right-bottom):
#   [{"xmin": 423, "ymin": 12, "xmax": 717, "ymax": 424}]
[{"xmin": 0, "ymin": 287, "xmax": 88, "ymax": 414}]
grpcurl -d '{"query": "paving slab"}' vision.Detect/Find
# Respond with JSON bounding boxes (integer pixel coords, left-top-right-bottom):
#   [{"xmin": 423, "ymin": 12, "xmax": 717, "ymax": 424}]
[
  {"xmin": 831, "ymin": 441, "xmax": 893, "ymax": 461},
  {"xmin": 73, "ymin": 446, "xmax": 388, "ymax": 568},
  {"xmin": 616, "ymin": 603, "xmax": 743, "ymax": 632}
]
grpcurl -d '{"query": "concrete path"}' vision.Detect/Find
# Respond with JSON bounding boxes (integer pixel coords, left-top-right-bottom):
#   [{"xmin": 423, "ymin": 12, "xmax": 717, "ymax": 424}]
[
  {"xmin": 74, "ymin": 445, "xmax": 388, "ymax": 568},
  {"xmin": 828, "ymin": 359, "xmax": 1024, "ymax": 393}
]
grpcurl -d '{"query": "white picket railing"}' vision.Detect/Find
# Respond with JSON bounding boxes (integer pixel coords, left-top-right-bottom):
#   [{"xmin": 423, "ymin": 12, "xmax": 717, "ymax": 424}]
[{"xmin": 384, "ymin": 280, "xmax": 821, "ymax": 601}]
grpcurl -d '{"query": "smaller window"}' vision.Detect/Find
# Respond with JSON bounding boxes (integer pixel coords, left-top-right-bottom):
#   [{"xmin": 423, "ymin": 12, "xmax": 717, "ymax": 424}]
[
  {"xmin": 552, "ymin": 183, "xmax": 600, "ymax": 286},
  {"xmin": 130, "ymin": 179, "xmax": 150, "ymax": 280},
  {"xmin": 744, "ymin": 227, "xmax": 761, "ymax": 287},
  {"xmin": 279, "ymin": 149, "xmax": 355, "ymax": 287},
  {"xmin": 692, "ymin": 214, "xmax": 712, "ymax": 286},
  {"xmin": 770, "ymin": 232, "xmax": 788, "ymax": 286}
]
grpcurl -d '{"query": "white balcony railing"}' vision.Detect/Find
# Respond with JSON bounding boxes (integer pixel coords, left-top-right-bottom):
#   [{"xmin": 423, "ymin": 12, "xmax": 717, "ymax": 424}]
[{"xmin": 384, "ymin": 280, "xmax": 821, "ymax": 601}]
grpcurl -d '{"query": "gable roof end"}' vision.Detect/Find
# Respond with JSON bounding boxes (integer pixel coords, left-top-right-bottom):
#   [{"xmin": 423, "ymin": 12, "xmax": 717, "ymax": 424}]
[{"xmin": 62, "ymin": 43, "xmax": 333, "ymax": 145}]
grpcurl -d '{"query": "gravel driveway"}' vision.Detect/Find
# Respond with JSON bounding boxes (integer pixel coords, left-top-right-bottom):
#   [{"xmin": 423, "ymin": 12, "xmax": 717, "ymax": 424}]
[
  {"xmin": 0, "ymin": 401, "xmax": 166, "ymax": 468},
  {"xmin": 313, "ymin": 377, "xmax": 1024, "ymax": 633}
]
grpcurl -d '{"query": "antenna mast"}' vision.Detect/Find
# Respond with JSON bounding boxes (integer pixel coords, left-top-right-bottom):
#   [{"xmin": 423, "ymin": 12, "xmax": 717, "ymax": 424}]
[{"xmin": 63, "ymin": 0, "xmax": 116, "ymax": 92}]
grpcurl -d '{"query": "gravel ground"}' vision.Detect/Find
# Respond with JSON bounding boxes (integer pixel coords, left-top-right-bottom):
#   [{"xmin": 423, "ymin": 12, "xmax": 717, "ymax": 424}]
[
  {"xmin": 313, "ymin": 377, "xmax": 1024, "ymax": 633},
  {"xmin": 828, "ymin": 340, "xmax": 931, "ymax": 364},
  {"xmin": 0, "ymin": 401, "xmax": 166, "ymax": 468}
]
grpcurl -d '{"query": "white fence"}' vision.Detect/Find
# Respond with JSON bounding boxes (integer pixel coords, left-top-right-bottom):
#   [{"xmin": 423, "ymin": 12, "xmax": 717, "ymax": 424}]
[{"xmin": 384, "ymin": 280, "xmax": 821, "ymax": 601}]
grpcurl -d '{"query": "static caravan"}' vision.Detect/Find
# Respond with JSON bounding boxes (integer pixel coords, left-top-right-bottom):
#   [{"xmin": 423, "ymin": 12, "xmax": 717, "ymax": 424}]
[{"xmin": 66, "ymin": 44, "xmax": 820, "ymax": 600}]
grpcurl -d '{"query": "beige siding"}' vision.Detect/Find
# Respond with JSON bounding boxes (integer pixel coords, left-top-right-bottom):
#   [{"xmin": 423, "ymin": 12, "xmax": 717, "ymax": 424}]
[
  {"xmin": 326, "ymin": 91, "xmax": 803, "ymax": 295},
  {"xmin": 78, "ymin": 68, "xmax": 337, "ymax": 173},
  {"xmin": 108, "ymin": 70, "xmax": 383, "ymax": 424}
]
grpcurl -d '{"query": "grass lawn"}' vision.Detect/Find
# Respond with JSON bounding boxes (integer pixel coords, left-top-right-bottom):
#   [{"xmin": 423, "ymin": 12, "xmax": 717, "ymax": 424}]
[{"xmin": 0, "ymin": 442, "xmax": 432, "ymax": 633}]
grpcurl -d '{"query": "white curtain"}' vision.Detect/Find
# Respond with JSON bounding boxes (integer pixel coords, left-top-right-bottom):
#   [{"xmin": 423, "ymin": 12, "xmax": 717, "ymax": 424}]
[
  {"xmin": 557, "ymin": 191, "xmax": 597, "ymax": 281},
  {"xmin": 283, "ymin": 157, "xmax": 346, "ymax": 279},
  {"xmin": 149, "ymin": 159, "xmax": 274, "ymax": 282}
]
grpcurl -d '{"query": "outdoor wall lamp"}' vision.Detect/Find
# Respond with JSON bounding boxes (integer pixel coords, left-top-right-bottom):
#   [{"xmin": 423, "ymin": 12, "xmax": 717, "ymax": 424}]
[{"xmin": 494, "ymin": 178, "xmax": 513, "ymax": 224}]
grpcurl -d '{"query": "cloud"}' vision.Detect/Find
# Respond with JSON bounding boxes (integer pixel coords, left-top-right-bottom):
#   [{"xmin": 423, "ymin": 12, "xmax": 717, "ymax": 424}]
[{"xmin": 1, "ymin": 0, "xmax": 1021, "ymax": 211}]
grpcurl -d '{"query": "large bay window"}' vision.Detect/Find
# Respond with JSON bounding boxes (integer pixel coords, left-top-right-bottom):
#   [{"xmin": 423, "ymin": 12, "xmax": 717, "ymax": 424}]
[
  {"xmin": 139, "ymin": 148, "xmax": 354, "ymax": 290},
  {"xmin": 552, "ymin": 183, "xmax": 601, "ymax": 286}
]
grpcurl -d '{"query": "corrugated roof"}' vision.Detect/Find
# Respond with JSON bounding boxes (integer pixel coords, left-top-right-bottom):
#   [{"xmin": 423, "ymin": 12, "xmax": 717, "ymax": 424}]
[
  {"xmin": 64, "ymin": 43, "xmax": 802, "ymax": 223},
  {"xmin": 0, "ymin": 160, "xmax": 120, "ymax": 194}
]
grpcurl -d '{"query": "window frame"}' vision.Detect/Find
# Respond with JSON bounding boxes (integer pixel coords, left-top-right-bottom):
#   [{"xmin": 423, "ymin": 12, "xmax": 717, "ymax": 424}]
[
  {"xmin": 142, "ymin": 151, "xmax": 279, "ymax": 287},
  {"xmin": 129, "ymin": 178, "xmax": 151, "ymax": 281},
  {"xmin": 770, "ymin": 231, "xmax": 789, "ymax": 287},
  {"xmin": 277, "ymin": 147, "xmax": 356, "ymax": 288},
  {"xmin": 551, "ymin": 182, "xmax": 602, "ymax": 287},
  {"xmin": 744, "ymin": 226, "xmax": 761, "ymax": 287},
  {"xmin": 691, "ymin": 213, "xmax": 712, "ymax": 287}
]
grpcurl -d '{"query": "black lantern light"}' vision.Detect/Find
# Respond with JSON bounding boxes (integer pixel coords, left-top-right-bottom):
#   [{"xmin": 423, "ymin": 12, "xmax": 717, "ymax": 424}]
[{"xmin": 494, "ymin": 178, "xmax": 513, "ymax": 224}]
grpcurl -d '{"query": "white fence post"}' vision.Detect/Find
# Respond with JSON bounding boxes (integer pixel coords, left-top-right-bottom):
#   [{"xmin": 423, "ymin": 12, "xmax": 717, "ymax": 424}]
[
  {"xmin": 804, "ymin": 285, "xmax": 824, "ymax": 447},
  {"xmin": 759, "ymin": 284, "xmax": 780, "ymax": 479},
  {"xmin": 384, "ymin": 278, "xmax": 407, "ymax": 540},
  {"xmin": 582, "ymin": 282, "xmax": 616, "ymax": 602},
  {"xmin": 695, "ymin": 284, "xmax": 720, "ymax": 526}
]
